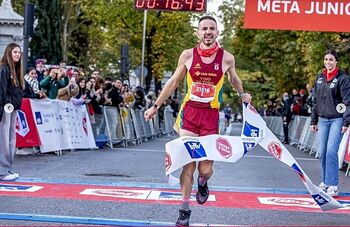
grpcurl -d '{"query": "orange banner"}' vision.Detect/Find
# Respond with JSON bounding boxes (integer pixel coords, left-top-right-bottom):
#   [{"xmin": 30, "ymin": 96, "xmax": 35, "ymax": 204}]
[{"xmin": 244, "ymin": 0, "xmax": 350, "ymax": 32}]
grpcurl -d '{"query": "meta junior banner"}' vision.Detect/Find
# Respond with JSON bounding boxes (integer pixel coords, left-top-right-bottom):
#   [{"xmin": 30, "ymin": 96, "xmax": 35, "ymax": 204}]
[{"xmin": 244, "ymin": 0, "xmax": 350, "ymax": 32}]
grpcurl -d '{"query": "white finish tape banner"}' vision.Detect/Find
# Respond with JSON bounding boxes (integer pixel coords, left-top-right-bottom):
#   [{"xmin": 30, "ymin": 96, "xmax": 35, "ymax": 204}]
[
  {"xmin": 30, "ymin": 99, "xmax": 96, "ymax": 153},
  {"xmin": 165, "ymin": 103, "xmax": 347, "ymax": 211}
]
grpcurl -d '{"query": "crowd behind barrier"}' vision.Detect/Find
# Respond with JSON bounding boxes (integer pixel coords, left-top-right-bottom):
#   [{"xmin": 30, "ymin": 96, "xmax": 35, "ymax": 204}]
[
  {"xmin": 264, "ymin": 116, "xmax": 350, "ymax": 176},
  {"xmin": 16, "ymin": 98, "xmax": 176, "ymax": 154}
]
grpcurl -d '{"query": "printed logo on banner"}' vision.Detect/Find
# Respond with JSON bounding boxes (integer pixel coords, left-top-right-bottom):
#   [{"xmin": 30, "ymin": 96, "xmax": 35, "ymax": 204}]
[
  {"xmin": 165, "ymin": 152, "xmax": 172, "ymax": 171},
  {"xmin": 16, "ymin": 110, "xmax": 30, "ymax": 137},
  {"xmin": 291, "ymin": 163, "xmax": 306, "ymax": 182},
  {"xmin": 249, "ymin": 104, "xmax": 258, "ymax": 114},
  {"xmin": 80, "ymin": 189, "xmax": 150, "ymax": 200},
  {"xmin": 243, "ymin": 142, "xmax": 255, "ymax": 155},
  {"xmin": 183, "ymin": 138, "xmax": 207, "ymax": 159},
  {"xmin": 243, "ymin": 122, "xmax": 260, "ymax": 137},
  {"xmin": 159, "ymin": 192, "xmax": 189, "ymax": 200},
  {"xmin": 258, "ymin": 197, "xmax": 317, "ymax": 208},
  {"xmin": 216, "ymin": 137, "xmax": 232, "ymax": 159},
  {"xmin": 267, "ymin": 141, "xmax": 283, "ymax": 160},
  {"xmin": 0, "ymin": 184, "xmax": 43, "ymax": 192},
  {"xmin": 35, "ymin": 112, "xmax": 43, "ymax": 125},
  {"xmin": 82, "ymin": 117, "xmax": 88, "ymax": 136},
  {"xmin": 312, "ymin": 194, "xmax": 329, "ymax": 206}
]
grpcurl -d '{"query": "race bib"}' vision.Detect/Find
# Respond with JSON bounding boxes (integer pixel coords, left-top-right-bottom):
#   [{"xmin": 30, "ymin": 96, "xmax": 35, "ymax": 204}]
[{"xmin": 189, "ymin": 83, "xmax": 216, "ymax": 103}]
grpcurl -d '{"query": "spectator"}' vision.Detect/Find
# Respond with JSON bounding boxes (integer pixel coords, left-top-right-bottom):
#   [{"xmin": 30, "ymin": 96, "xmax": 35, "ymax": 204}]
[
  {"xmin": 281, "ymin": 92, "xmax": 292, "ymax": 144},
  {"xmin": 0, "ymin": 43, "xmax": 24, "ymax": 180},
  {"xmin": 91, "ymin": 70, "xmax": 100, "ymax": 79},
  {"xmin": 107, "ymin": 79, "xmax": 123, "ymax": 109},
  {"xmin": 133, "ymin": 86, "xmax": 145, "ymax": 110},
  {"xmin": 121, "ymin": 84, "xmax": 135, "ymax": 108},
  {"xmin": 223, "ymin": 104, "xmax": 232, "ymax": 128},
  {"xmin": 291, "ymin": 89, "xmax": 300, "ymax": 104},
  {"xmin": 300, "ymin": 89, "xmax": 309, "ymax": 116},
  {"xmin": 170, "ymin": 96, "xmax": 180, "ymax": 118},
  {"xmin": 310, "ymin": 50, "xmax": 350, "ymax": 197},
  {"xmin": 57, "ymin": 82, "xmax": 79, "ymax": 101},
  {"xmin": 40, "ymin": 68, "xmax": 69, "ymax": 99},
  {"xmin": 35, "ymin": 58, "xmax": 45, "ymax": 82},
  {"xmin": 23, "ymin": 67, "xmax": 45, "ymax": 99}
]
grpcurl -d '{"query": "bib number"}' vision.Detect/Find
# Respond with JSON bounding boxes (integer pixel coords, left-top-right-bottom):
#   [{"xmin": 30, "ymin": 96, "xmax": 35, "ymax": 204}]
[{"xmin": 189, "ymin": 83, "xmax": 216, "ymax": 103}]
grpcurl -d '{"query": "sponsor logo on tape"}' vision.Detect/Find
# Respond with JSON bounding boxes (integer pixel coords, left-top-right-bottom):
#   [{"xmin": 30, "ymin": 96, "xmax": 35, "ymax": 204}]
[
  {"xmin": 267, "ymin": 141, "xmax": 282, "ymax": 160},
  {"xmin": 165, "ymin": 152, "xmax": 172, "ymax": 171},
  {"xmin": 216, "ymin": 137, "xmax": 232, "ymax": 159},
  {"xmin": 182, "ymin": 138, "xmax": 207, "ymax": 159}
]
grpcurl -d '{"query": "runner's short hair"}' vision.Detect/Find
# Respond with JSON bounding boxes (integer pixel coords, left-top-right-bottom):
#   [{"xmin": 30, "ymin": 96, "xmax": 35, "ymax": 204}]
[{"xmin": 198, "ymin": 15, "xmax": 217, "ymax": 25}]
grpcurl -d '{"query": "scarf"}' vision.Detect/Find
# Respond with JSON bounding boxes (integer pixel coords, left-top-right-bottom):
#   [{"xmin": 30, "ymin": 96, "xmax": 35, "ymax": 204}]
[
  {"xmin": 323, "ymin": 67, "xmax": 339, "ymax": 82},
  {"xmin": 24, "ymin": 74, "xmax": 40, "ymax": 94},
  {"xmin": 197, "ymin": 42, "xmax": 219, "ymax": 57}
]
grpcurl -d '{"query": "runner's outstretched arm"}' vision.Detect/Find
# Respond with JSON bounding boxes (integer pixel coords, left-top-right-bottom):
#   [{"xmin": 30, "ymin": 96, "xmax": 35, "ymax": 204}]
[{"xmin": 144, "ymin": 49, "xmax": 190, "ymax": 120}]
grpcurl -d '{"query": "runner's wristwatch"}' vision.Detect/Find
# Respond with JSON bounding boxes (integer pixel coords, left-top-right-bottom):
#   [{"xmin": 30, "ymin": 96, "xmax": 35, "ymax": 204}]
[
  {"xmin": 153, "ymin": 104, "xmax": 160, "ymax": 110},
  {"xmin": 237, "ymin": 92, "xmax": 247, "ymax": 98}
]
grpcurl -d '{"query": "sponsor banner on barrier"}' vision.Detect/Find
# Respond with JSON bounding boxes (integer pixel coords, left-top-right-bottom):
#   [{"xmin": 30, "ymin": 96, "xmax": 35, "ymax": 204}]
[
  {"xmin": 16, "ymin": 98, "xmax": 41, "ymax": 148},
  {"xmin": 244, "ymin": 0, "xmax": 350, "ymax": 32},
  {"xmin": 29, "ymin": 99, "xmax": 96, "ymax": 153}
]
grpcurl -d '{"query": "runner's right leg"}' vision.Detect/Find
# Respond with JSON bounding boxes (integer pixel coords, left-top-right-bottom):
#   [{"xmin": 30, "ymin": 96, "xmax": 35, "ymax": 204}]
[{"xmin": 176, "ymin": 128, "xmax": 198, "ymax": 226}]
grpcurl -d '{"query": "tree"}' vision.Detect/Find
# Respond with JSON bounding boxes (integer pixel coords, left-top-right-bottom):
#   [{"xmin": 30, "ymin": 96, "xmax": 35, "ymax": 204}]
[
  {"xmin": 30, "ymin": 0, "xmax": 62, "ymax": 64},
  {"xmin": 80, "ymin": 0, "xmax": 196, "ymax": 92}
]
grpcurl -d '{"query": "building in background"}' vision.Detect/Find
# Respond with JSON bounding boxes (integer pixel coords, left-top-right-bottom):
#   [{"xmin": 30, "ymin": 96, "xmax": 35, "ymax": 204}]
[{"xmin": 0, "ymin": 0, "xmax": 23, "ymax": 56}]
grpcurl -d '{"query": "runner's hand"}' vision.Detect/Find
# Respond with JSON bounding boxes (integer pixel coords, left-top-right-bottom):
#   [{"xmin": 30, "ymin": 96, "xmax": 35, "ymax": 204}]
[
  {"xmin": 241, "ymin": 93, "xmax": 252, "ymax": 103},
  {"xmin": 310, "ymin": 125, "xmax": 318, "ymax": 132},
  {"xmin": 144, "ymin": 107, "xmax": 157, "ymax": 120}
]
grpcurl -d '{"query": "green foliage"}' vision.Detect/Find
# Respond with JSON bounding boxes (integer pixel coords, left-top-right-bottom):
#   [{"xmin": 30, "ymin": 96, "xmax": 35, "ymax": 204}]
[
  {"xmin": 218, "ymin": 0, "xmax": 350, "ymax": 109},
  {"xmin": 80, "ymin": 0, "xmax": 196, "ymax": 88},
  {"xmin": 30, "ymin": 0, "xmax": 62, "ymax": 64}
]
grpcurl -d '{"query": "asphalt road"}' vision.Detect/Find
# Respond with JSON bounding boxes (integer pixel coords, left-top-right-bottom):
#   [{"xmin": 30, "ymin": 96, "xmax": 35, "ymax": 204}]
[{"xmin": 1, "ymin": 121, "xmax": 350, "ymax": 226}]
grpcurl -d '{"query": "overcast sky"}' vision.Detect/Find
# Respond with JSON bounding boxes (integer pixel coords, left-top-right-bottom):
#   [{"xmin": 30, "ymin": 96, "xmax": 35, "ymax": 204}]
[{"xmin": 206, "ymin": 0, "xmax": 224, "ymax": 31}]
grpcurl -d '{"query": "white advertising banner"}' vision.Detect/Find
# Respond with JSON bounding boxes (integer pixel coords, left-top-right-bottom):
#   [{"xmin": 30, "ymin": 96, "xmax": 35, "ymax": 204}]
[
  {"xmin": 30, "ymin": 99, "xmax": 96, "ymax": 153},
  {"xmin": 166, "ymin": 103, "xmax": 347, "ymax": 211}
]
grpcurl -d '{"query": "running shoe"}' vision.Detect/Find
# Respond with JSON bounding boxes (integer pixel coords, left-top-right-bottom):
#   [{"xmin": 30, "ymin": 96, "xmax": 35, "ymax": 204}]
[
  {"xmin": 175, "ymin": 209, "xmax": 191, "ymax": 226},
  {"xmin": 326, "ymin": 186, "xmax": 338, "ymax": 197},
  {"xmin": 0, "ymin": 173, "xmax": 18, "ymax": 181},
  {"xmin": 318, "ymin": 182, "xmax": 328, "ymax": 192},
  {"xmin": 196, "ymin": 177, "xmax": 209, "ymax": 204}
]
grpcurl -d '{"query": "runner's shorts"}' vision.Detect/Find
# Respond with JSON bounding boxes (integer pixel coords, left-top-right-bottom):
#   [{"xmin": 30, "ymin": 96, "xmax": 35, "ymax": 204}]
[{"xmin": 176, "ymin": 103, "xmax": 219, "ymax": 136}]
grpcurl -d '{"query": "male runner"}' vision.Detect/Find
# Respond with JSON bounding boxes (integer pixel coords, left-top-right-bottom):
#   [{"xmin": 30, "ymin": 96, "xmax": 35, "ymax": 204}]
[{"xmin": 144, "ymin": 15, "xmax": 252, "ymax": 226}]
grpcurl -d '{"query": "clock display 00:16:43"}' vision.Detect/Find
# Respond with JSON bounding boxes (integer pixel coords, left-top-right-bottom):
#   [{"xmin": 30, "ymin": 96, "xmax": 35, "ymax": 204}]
[{"xmin": 134, "ymin": 0, "xmax": 206, "ymax": 12}]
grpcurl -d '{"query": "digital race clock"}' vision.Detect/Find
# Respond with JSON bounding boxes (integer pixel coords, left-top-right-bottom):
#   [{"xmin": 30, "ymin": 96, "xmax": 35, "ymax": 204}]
[{"xmin": 134, "ymin": 0, "xmax": 207, "ymax": 13}]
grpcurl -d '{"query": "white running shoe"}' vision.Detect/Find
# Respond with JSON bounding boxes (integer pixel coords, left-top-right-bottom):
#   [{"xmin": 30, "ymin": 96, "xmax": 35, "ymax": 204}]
[
  {"xmin": 0, "ymin": 173, "xmax": 19, "ymax": 181},
  {"xmin": 319, "ymin": 182, "xmax": 328, "ymax": 191},
  {"xmin": 326, "ymin": 186, "xmax": 338, "ymax": 197}
]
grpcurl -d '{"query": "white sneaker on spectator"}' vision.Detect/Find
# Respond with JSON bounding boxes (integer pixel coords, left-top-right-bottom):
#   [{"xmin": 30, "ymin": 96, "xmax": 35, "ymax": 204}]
[
  {"xmin": 8, "ymin": 171, "xmax": 19, "ymax": 178},
  {"xmin": 319, "ymin": 182, "xmax": 328, "ymax": 191},
  {"xmin": 0, "ymin": 173, "xmax": 19, "ymax": 181},
  {"xmin": 326, "ymin": 186, "xmax": 338, "ymax": 197}
]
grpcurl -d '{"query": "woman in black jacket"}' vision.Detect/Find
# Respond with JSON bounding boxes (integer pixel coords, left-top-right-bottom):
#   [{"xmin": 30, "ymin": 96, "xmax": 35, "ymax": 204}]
[
  {"xmin": 310, "ymin": 50, "xmax": 350, "ymax": 197},
  {"xmin": 0, "ymin": 43, "xmax": 24, "ymax": 181}
]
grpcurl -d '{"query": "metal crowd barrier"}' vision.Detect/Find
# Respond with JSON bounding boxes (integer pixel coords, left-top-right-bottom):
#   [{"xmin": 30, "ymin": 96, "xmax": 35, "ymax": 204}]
[
  {"xmin": 263, "ymin": 115, "xmax": 349, "ymax": 175},
  {"xmin": 88, "ymin": 104, "xmax": 175, "ymax": 148}
]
